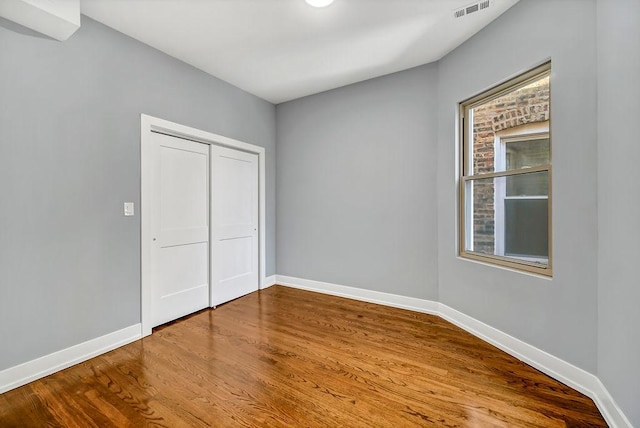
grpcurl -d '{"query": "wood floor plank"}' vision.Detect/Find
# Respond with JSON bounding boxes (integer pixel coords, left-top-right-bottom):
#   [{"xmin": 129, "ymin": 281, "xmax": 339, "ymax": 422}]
[{"xmin": 0, "ymin": 286, "xmax": 607, "ymax": 427}]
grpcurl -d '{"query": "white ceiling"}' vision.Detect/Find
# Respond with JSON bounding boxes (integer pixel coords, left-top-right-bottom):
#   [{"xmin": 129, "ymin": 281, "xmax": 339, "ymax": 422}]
[{"xmin": 81, "ymin": 0, "xmax": 519, "ymax": 104}]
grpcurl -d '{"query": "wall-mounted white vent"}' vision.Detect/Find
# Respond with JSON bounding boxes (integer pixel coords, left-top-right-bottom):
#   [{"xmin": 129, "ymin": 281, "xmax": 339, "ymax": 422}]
[
  {"xmin": 0, "ymin": 0, "xmax": 80, "ymax": 41},
  {"xmin": 453, "ymin": 0, "xmax": 494, "ymax": 18}
]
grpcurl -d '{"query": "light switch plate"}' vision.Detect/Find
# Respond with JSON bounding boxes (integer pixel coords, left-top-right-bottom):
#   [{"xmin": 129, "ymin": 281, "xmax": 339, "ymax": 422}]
[{"xmin": 124, "ymin": 202, "xmax": 135, "ymax": 216}]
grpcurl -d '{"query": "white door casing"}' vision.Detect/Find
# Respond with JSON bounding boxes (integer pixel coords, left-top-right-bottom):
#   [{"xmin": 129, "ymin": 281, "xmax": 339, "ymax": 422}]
[
  {"xmin": 210, "ymin": 145, "xmax": 259, "ymax": 306},
  {"xmin": 141, "ymin": 114, "xmax": 267, "ymax": 337},
  {"xmin": 150, "ymin": 134, "xmax": 210, "ymax": 327}
]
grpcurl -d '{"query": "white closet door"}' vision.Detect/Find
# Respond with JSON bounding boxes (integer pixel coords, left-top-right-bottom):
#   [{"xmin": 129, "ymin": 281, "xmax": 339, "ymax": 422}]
[
  {"xmin": 210, "ymin": 145, "xmax": 259, "ymax": 306},
  {"xmin": 151, "ymin": 132, "xmax": 209, "ymax": 327}
]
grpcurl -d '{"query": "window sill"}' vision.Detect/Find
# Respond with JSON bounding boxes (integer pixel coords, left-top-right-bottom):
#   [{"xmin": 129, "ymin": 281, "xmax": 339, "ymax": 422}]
[{"xmin": 458, "ymin": 251, "xmax": 553, "ymax": 279}]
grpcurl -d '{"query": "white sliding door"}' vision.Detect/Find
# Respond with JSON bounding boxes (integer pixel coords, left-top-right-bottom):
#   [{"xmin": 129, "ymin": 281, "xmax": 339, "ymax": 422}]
[
  {"xmin": 210, "ymin": 145, "xmax": 259, "ymax": 306},
  {"xmin": 141, "ymin": 114, "xmax": 266, "ymax": 336},
  {"xmin": 150, "ymin": 132, "xmax": 210, "ymax": 327}
]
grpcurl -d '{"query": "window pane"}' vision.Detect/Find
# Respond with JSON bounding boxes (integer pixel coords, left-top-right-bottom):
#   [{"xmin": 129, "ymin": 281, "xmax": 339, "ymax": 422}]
[
  {"xmin": 469, "ymin": 76, "xmax": 550, "ymax": 175},
  {"xmin": 506, "ymin": 138, "xmax": 549, "ymax": 170},
  {"xmin": 506, "ymin": 170, "xmax": 548, "ymax": 197},
  {"xmin": 465, "ymin": 177, "xmax": 497, "ymax": 256},
  {"xmin": 465, "ymin": 171, "xmax": 549, "ymax": 267},
  {"xmin": 505, "ymin": 199, "xmax": 548, "ymax": 259}
]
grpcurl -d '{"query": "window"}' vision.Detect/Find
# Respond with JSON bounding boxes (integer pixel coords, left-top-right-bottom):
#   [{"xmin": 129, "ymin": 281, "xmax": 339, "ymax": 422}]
[{"xmin": 459, "ymin": 62, "xmax": 551, "ymax": 276}]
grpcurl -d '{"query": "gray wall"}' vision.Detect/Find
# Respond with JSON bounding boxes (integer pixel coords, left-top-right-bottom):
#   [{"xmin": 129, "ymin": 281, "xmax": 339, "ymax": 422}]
[
  {"xmin": 276, "ymin": 0, "xmax": 637, "ymax": 420},
  {"xmin": 276, "ymin": 0, "xmax": 602, "ymax": 375},
  {"xmin": 0, "ymin": 16, "xmax": 276, "ymax": 371},
  {"xmin": 596, "ymin": 0, "xmax": 640, "ymax": 425},
  {"xmin": 276, "ymin": 64, "xmax": 439, "ymax": 300},
  {"xmin": 2, "ymin": 2, "xmax": 636, "ymax": 423},
  {"xmin": 436, "ymin": 0, "xmax": 598, "ymax": 373}
]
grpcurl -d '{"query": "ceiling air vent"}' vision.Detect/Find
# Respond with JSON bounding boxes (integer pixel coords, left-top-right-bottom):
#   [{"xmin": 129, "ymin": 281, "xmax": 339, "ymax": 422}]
[{"xmin": 453, "ymin": 0, "xmax": 493, "ymax": 18}]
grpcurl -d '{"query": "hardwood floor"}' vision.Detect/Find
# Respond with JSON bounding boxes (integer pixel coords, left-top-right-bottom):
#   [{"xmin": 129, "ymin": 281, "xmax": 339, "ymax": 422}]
[{"xmin": 0, "ymin": 286, "xmax": 606, "ymax": 427}]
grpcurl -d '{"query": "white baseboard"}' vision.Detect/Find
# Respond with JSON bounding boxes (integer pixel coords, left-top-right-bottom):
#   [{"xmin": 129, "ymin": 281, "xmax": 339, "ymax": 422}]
[
  {"xmin": 262, "ymin": 275, "xmax": 277, "ymax": 289},
  {"xmin": 275, "ymin": 275, "xmax": 631, "ymax": 428},
  {"xmin": 437, "ymin": 305, "xmax": 631, "ymax": 428},
  {"xmin": 276, "ymin": 275, "xmax": 439, "ymax": 315},
  {"xmin": 591, "ymin": 378, "xmax": 634, "ymax": 428},
  {"xmin": 0, "ymin": 276, "xmax": 631, "ymax": 428},
  {"xmin": 0, "ymin": 324, "xmax": 142, "ymax": 394},
  {"xmin": 437, "ymin": 304, "xmax": 600, "ymax": 397}
]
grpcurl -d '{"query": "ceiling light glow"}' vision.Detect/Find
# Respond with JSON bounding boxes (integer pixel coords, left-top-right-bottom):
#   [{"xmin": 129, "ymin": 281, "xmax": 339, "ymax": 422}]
[{"xmin": 305, "ymin": 0, "xmax": 334, "ymax": 8}]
